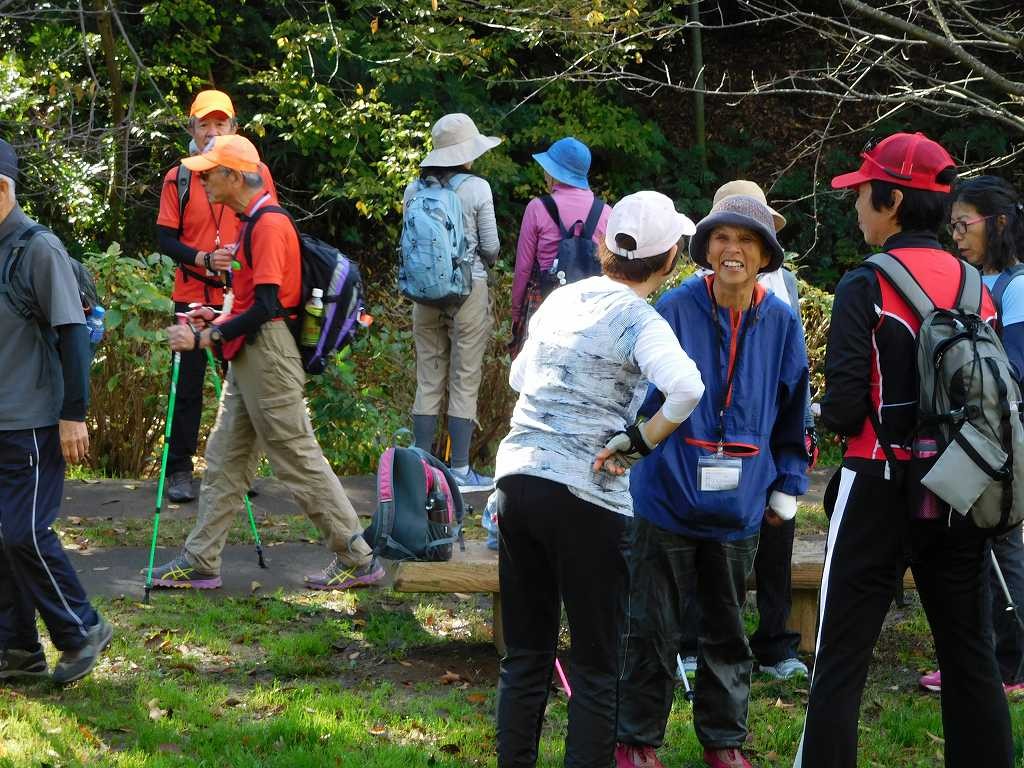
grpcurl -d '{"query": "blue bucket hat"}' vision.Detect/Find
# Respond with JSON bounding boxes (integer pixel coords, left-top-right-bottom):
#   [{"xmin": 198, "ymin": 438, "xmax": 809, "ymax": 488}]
[{"xmin": 532, "ymin": 137, "xmax": 591, "ymax": 190}]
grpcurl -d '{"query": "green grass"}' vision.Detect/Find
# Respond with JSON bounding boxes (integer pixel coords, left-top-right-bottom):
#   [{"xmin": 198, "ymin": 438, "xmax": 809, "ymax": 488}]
[
  {"xmin": 795, "ymin": 503, "xmax": 829, "ymax": 535},
  {"xmin": 2, "ymin": 591, "xmax": 1022, "ymax": 767}
]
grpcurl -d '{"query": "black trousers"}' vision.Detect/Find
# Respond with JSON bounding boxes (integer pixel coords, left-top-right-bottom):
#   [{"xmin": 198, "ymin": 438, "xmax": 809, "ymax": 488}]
[
  {"xmin": 0, "ymin": 427, "xmax": 98, "ymax": 652},
  {"xmin": 495, "ymin": 474, "xmax": 630, "ymax": 768},
  {"xmin": 796, "ymin": 468, "xmax": 1013, "ymax": 768},
  {"xmin": 618, "ymin": 517, "xmax": 759, "ymax": 750},
  {"xmin": 679, "ymin": 516, "xmax": 800, "ymax": 666},
  {"xmin": 167, "ymin": 301, "xmax": 221, "ymax": 476}
]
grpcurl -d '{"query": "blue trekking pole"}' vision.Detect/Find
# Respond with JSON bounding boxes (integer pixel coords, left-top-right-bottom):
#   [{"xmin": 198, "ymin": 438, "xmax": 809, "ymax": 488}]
[
  {"xmin": 204, "ymin": 346, "xmax": 266, "ymax": 569},
  {"xmin": 144, "ymin": 320, "xmax": 184, "ymax": 603}
]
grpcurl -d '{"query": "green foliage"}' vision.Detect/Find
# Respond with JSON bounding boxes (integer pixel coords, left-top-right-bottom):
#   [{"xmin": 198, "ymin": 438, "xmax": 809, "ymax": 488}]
[{"xmin": 85, "ymin": 244, "xmax": 174, "ymax": 477}]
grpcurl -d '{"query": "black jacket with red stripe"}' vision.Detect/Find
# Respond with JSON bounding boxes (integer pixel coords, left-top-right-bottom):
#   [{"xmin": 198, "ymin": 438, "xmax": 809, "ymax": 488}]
[{"xmin": 821, "ymin": 232, "xmax": 996, "ymax": 476}]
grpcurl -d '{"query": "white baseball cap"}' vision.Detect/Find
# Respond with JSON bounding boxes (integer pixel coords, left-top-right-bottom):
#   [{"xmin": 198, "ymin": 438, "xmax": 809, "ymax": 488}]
[{"xmin": 604, "ymin": 191, "xmax": 697, "ymax": 260}]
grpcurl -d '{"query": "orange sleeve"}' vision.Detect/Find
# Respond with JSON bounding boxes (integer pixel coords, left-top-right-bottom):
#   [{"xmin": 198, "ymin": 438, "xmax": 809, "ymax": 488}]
[{"xmin": 156, "ymin": 166, "xmax": 183, "ymax": 229}]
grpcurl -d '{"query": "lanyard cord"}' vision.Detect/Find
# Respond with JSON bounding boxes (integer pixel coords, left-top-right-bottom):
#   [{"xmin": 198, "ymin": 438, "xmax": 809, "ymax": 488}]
[
  {"xmin": 710, "ymin": 287, "xmax": 756, "ymax": 447},
  {"xmin": 206, "ymin": 197, "xmax": 227, "ymax": 249}
]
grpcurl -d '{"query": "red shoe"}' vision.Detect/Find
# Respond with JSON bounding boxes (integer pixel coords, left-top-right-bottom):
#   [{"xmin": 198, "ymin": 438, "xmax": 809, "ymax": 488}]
[
  {"xmin": 703, "ymin": 748, "xmax": 753, "ymax": 768},
  {"xmin": 918, "ymin": 669, "xmax": 942, "ymax": 692},
  {"xmin": 1004, "ymin": 681, "xmax": 1024, "ymax": 696},
  {"xmin": 615, "ymin": 743, "xmax": 665, "ymax": 768}
]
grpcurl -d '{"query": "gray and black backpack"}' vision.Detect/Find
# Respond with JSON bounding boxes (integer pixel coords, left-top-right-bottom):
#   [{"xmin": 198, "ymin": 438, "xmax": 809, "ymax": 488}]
[{"xmin": 867, "ymin": 253, "xmax": 1024, "ymax": 533}]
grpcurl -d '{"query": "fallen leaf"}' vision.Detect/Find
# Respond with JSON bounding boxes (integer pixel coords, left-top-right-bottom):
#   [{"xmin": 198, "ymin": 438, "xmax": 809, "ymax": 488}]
[
  {"xmin": 123, "ymin": 484, "xmax": 137, "ymax": 490},
  {"xmin": 223, "ymin": 695, "xmax": 242, "ymax": 707},
  {"xmin": 250, "ymin": 581, "xmax": 261, "ymax": 593},
  {"xmin": 369, "ymin": 724, "xmax": 386, "ymax": 736},
  {"xmin": 157, "ymin": 743, "xmax": 182, "ymax": 754},
  {"xmin": 466, "ymin": 692, "xmax": 487, "ymax": 704},
  {"xmin": 348, "ymin": 651, "xmax": 361, "ymax": 660},
  {"xmin": 92, "ymin": 566, "xmax": 109, "ymax": 572},
  {"xmin": 438, "ymin": 671, "xmax": 463, "ymax": 685},
  {"xmin": 398, "ymin": 660, "xmax": 413, "ymax": 667},
  {"xmin": 82, "ymin": 478, "xmax": 100, "ymax": 484},
  {"xmin": 66, "ymin": 516, "xmax": 82, "ymax": 525},
  {"xmin": 439, "ymin": 744, "xmax": 460, "ymax": 754},
  {"xmin": 925, "ymin": 731, "xmax": 945, "ymax": 744}
]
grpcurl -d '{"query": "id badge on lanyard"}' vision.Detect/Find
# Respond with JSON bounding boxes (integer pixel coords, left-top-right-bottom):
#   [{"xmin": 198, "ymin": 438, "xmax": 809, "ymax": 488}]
[{"xmin": 698, "ymin": 451, "xmax": 742, "ymax": 492}]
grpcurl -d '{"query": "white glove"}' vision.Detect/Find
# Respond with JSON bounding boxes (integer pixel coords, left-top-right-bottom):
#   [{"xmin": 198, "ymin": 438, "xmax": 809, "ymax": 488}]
[{"xmin": 768, "ymin": 491, "xmax": 798, "ymax": 521}]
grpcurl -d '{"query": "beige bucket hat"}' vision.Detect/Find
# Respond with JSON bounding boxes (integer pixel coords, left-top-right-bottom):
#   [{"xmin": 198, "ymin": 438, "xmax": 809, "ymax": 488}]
[
  {"xmin": 713, "ymin": 179, "xmax": 786, "ymax": 231},
  {"xmin": 420, "ymin": 113, "xmax": 502, "ymax": 168}
]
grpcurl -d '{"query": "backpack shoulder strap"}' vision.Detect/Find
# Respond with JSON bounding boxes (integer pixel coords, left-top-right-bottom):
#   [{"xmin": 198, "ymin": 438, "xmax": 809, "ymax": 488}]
[
  {"xmin": 780, "ymin": 267, "xmax": 801, "ymax": 312},
  {"xmin": 581, "ymin": 197, "xmax": 605, "ymax": 240},
  {"xmin": 446, "ymin": 172, "xmax": 472, "ymax": 192},
  {"xmin": 865, "ymin": 252, "xmax": 935, "ymax": 321},
  {"xmin": 955, "ymin": 258, "xmax": 983, "ymax": 315},
  {"xmin": 241, "ymin": 204, "xmax": 292, "ymax": 267},
  {"xmin": 539, "ymin": 195, "xmax": 569, "ymax": 238},
  {"xmin": 176, "ymin": 164, "xmax": 191, "ymax": 236},
  {"xmin": 991, "ymin": 264, "xmax": 1024, "ymax": 314},
  {"xmin": 2, "ymin": 224, "xmax": 48, "ymax": 285}
]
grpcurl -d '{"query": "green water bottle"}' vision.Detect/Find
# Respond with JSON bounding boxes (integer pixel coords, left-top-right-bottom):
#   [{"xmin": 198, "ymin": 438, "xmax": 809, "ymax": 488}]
[{"xmin": 301, "ymin": 288, "xmax": 324, "ymax": 348}]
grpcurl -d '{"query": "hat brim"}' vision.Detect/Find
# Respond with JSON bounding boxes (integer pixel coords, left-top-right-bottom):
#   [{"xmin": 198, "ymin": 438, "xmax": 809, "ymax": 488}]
[
  {"xmin": 193, "ymin": 107, "xmax": 233, "ymax": 120},
  {"xmin": 533, "ymin": 151, "xmax": 589, "ymax": 190},
  {"xmin": 690, "ymin": 211, "xmax": 785, "ymax": 273},
  {"xmin": 830, "ymin": 169, "xmax": 873, "ymax": 190},
  {"xmin": 181, "ymin": 154, "xmax": 219, "ymax": 172},
  {"xmin": 420, "ymin": 135, "xmax": 501, "ymax": 168},
  {"xmin": 768, "ymin": 206, "xmax": 787, "ymax": 231}
]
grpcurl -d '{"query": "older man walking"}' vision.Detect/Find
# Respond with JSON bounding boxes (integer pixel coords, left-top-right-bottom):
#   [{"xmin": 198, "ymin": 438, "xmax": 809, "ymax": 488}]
[{"xmin": 149, "ymin": 135, "xmax": 383, "ymax": 592}]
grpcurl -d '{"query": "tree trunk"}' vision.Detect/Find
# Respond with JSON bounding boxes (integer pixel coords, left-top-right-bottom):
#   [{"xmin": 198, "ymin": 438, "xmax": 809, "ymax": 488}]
[{"xmin": 94, "ymin": 0, "xmax": 125, "ymax": 243}]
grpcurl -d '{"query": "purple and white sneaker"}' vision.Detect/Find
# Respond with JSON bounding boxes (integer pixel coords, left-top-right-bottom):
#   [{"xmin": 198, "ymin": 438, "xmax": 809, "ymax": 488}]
[
  {"xmin": 149, "ymin": 554, "xmax": 222, "ymax": 589},
  {"xmin": 304, "ymin": 556, "xmax": 385, "ymax": 591}
]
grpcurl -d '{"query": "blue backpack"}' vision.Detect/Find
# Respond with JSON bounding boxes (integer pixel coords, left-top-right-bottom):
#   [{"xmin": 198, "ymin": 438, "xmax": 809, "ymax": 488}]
[
  {"xmin": 399, "ymin": 173, "xmax": 472, "ymax": 307},
  {"xmin": 537, "ymin": 195, "xmax": 606, "ymax": 295}
]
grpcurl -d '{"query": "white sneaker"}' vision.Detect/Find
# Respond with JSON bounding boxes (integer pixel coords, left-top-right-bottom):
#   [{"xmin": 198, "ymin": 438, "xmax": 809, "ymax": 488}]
[
  {"xmin": 759, "ymin": 656, "xmax": 808, "ymax": 680},
  {"xmin": 450, "ymin": 467, "xmax": 494, "ymax": 493}
]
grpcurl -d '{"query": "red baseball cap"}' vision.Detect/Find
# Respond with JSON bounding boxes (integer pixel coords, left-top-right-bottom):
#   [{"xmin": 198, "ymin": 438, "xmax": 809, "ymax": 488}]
[{"xmin": 831, "ymin": 132, "xmax": 955, "ymax": 193}]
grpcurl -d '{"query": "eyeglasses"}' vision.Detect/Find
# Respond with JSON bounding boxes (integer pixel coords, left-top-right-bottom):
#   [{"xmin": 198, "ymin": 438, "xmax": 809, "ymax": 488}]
[
  {"xmin": 198, "ymin": 167, "xmax": 230, "ymax": 181},
  {"xmin": 947, "ymin": 215, "xmax": 993, "ymax": 237}
]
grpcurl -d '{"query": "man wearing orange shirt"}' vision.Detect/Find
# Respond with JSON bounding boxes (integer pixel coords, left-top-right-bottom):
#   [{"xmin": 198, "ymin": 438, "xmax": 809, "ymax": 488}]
[
  {"xmin": 150, "ymin": 136, "xmax": 383, "ymax": 591},
  {"xmin": 155, "ymin": 89, "xmax": 275, "ymax": 502}
]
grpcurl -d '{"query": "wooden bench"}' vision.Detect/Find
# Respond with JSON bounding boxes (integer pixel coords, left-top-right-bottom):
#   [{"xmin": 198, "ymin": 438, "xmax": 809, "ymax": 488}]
[
  {"xmin": 391, "ymin": 537, "xmax": 916, "ymax": 656},
  {"xmin": 390, "ymin": 540, "xmax": 504, "ymax": 653}
]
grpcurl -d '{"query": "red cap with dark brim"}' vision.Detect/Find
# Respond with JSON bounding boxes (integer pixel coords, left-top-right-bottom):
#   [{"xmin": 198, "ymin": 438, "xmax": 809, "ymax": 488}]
[{"xmin": 831, "ymin": 132, "xmax": 955, "ymax": 193}]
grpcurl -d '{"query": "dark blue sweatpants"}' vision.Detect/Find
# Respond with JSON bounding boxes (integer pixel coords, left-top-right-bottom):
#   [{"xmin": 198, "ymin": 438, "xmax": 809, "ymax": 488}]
[{"xmin": 0, "ymin": 426, "xmax": 97, "ymax": 652}]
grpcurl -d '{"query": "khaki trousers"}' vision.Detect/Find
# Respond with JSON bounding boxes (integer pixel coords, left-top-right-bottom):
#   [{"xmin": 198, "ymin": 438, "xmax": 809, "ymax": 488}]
[
  {"xmin": 184, "ymin": 321, "xmax": 372, "ymax": 573},
  {"xmin": 412, "ymin": 278, "xmax": 492, "ymax": 421}
]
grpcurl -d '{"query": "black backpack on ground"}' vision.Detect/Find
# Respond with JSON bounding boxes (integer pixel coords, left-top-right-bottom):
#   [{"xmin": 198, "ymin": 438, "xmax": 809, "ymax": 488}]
[
  {"xmin": 362, "ymin": 446, "xmax": 465, "ymax": 562},
  {"xmin": 536, "ymin": 195, "xmax": 606, "ymax": 296}
]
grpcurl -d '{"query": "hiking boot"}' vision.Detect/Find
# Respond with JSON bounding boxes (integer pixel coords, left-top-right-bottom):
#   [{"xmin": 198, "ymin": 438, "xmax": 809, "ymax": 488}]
[
  {"xmin": 166, "ymin": 471, "xmax": 196, "ymax": 503},
  {"xmin": 0, "ymin": 645, "xmax": 48, "ymax": 680},
  {"xmin": 450, "ymin": 466, "xmax": 495, "ymax": 493},
  {"xmin": 703, "ymin": 748, "xmax": 753, "ymax": 768},
  {"xmin": 52, "ymin": 617, "xmax": 113, "ymax": 686},
  {"xmin": 919, "ymin": 669, "xmax": 942, "ymax": 692},
  {"xmin": 148, "ymin": 553, "xmax": 222, "ymax": 589},
  {"xmin": 614, "ymin": 744, "xmax": 664, "ymax": 768},
  {"xmin": 676, "ymin": 654, "xmax": 698, "ymax": 680},
  {"xmin": 759, "ymin": 656, "xmax": 808, "ymax": 680},
  {"xmin": 304, "ymin": 555, "xmax": 386, "ymax": 591}
]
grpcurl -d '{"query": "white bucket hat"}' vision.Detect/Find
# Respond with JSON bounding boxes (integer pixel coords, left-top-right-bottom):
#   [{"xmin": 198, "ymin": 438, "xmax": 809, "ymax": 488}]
[
  {"xmin": 604, "ymin": 191, "xmax": 697, "ymax": 260},
  {"xmin": 713, "ymin": 179, "xmax": 786, "ymax": 231},
  {"xmin": 420, "ymin": 113, "xmax": 502, "ymax": 168}
]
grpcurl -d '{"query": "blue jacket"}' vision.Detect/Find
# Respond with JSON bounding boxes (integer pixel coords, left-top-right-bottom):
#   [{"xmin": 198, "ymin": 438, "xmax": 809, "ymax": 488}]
[{"xmin": 631, "ymin": 276, "xmax": 810, "ymax": 541}]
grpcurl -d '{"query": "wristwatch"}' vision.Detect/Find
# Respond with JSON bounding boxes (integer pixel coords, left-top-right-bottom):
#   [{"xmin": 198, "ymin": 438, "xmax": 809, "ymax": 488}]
[{"xmin": 209, "ymin": 326, "xmax": 224, "ymax": 349}]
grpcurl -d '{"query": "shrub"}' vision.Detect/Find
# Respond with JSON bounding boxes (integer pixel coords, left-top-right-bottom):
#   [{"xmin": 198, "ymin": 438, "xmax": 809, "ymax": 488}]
[{"xmin": 84, "ymin": 245, "xmax": 175, "ymax": 477}]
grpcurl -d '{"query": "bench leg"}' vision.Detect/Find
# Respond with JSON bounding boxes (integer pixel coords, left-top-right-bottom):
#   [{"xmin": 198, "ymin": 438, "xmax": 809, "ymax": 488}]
[
  {"xmin": 492, "ymin": 592, "xmax": 506, "ymax": 657},
  {"xmin": 790, "ymin": 588, "xmax": 819, "ymax": 655}
]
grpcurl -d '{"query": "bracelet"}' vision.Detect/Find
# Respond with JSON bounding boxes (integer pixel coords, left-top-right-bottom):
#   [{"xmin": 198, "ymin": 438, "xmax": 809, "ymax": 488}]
[
  {"xmin": 204, "ymin": 251, "xmax": 213, "ymax": 271},
  {"xmin": 192, "ymin": 327, "xmax": 201, "ymax": 350},
  {"xmin": 625, "ymin": 424, "xmax": 652, "ymax": 456}
]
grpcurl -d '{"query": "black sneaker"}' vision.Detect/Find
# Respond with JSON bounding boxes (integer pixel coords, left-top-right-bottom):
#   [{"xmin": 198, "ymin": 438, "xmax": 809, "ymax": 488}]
[
  {"xmin": 52, "ymin": 617, "xmax": 113, "ymax": 686},
  {"xmin": 166, "ymin": 471, "xmax": 196, "ymax": 503},
  {"xmin": 0, "ymin": 645, "xmax": 48, "ymax": 679}
]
